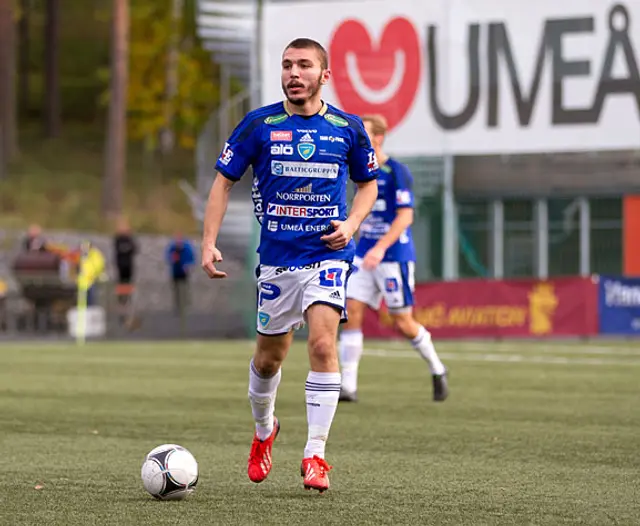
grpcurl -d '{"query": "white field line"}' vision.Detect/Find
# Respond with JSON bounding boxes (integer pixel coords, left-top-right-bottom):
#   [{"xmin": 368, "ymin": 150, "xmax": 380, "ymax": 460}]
[
  {"xmin": 368, "ymin": 341, "xmax": 640, "ymax": 356},
  {"xmin": 362, "ymin": 348, "xmax": 640, "ymax": 367}
]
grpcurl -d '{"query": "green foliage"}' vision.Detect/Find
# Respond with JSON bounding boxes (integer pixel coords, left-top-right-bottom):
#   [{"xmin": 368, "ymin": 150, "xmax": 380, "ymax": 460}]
[{"xmin": 123, "ymin": 1, "xmax": 219, "ymax": 150}]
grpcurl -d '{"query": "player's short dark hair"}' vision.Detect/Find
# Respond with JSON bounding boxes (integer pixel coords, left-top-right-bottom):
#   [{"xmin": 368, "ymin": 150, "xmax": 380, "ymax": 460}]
[{"xmin": 284, "ymin": 38, "xmax": 329, "ymax": 69}]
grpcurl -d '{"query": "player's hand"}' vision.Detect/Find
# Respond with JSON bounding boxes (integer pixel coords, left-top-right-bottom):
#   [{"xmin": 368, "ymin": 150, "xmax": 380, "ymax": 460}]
[
  {"xmin": 363, "ymin": 245, "xmax": 385, "ymax": 270},
  {"xmin": 320, "ymin": 220, "xmax": 355, "ymax": 250},
  {"xmin": 201, "ymin": 242, "xmax": 227, "ymax": 279}
]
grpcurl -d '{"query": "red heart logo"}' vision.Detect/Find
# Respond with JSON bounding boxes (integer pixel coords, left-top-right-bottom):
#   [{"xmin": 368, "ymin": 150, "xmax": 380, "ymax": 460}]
[{"xmin": 329, "ymin": 17, "xmax": 421, "ymax": 131}]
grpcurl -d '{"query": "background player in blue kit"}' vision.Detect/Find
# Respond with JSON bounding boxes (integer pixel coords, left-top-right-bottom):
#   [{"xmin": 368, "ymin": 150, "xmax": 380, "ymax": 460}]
[
  {"xmin": 338, "ymin": 114, "xmax": 449, "ymax": 403},
  {"xmin": 200, "ymin": 38, "xmax": 379, "ymax": 493}
]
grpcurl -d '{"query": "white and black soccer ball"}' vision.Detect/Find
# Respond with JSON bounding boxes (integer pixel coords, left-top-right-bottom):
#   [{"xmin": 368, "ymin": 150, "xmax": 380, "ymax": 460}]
[{"xmin": 141, "ymin": 444, "xmax": 198, "ymax": 500}]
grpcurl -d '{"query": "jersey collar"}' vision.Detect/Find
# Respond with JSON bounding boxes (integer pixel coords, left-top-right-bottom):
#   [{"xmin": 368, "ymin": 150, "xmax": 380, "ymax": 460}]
[{"xmin": 283, "ymin": 100, "xmax": 328, "ymax": 117}]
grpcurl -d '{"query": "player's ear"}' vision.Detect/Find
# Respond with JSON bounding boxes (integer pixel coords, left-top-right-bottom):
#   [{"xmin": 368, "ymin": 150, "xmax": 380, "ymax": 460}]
[{"xmin": 321, "ymin": 68, "xmax": 331, "ymax": 85}]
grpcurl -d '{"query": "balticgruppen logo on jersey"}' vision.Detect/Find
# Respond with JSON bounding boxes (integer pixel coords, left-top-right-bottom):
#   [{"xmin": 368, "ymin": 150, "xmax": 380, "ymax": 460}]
[
  {"xmin": 264, "ymin": 113, "xmax": 288, "ymax": 125},
  {"xmin": 324, "ymin": 114, "xmax": 349, "ymax": 127},
  {"xmin": 297, "ymin": 143, "xmax": 316, "ymax": 160}
]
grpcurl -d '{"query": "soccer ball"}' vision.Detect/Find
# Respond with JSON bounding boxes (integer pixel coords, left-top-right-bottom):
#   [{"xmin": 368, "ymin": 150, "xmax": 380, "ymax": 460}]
[{"xmin": 141, "ymin": 444, "xmax": 198, "ymax": 500}]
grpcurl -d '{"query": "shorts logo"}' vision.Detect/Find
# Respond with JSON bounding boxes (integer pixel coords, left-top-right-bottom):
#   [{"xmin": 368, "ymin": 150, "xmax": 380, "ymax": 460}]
[
  {"xmin": 266, "ymin": 204, "xmax": 338, "ymax": 218},
  {"xmin": 319, "ymin": 268, "xmax": 344, "ymax": 287},
  {"xmin": 275, "ymin": 262, "xmax": 321, "ymax": 275},
  {"xmin": 385, "ymin": 278, "xmax": 399, "ymax": 292},
  {"xmin": 259, "ymin": 282, "xmax": 281, "ymax": 306},
  {"xmin": 258, "ymin": 312, "xmax": 271, "ymax": 328},
  {"xmin": 297, "ymin": 142, "xmax": 316, "ymax": 160},
  {"xmin": 271, "ymin": 161, "xmax": 339, "ymax": 179},
  {"xmin": 329, "ymin": 290, "xmax": 342, "ymax": 300},
  {"xmin": 271, "ymin": 130, "xmax": 292, "ymax": 142}
]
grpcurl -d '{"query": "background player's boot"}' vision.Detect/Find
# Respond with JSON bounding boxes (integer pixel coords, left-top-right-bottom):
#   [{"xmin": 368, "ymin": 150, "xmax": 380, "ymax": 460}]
[
  {"xmin": 247, "ymin": 417, "xmax": 280, "ymax": 483},
  {"xmin": 432, "ymin": 370, "xmax": 449, "ymax": 402},
  {"xmin": 301, "ymin": 455, "xmax": 332, "ymax": 493},
  {"xmin": 338, "ymin": 388, "xmax": 357, "ymax": 403}
]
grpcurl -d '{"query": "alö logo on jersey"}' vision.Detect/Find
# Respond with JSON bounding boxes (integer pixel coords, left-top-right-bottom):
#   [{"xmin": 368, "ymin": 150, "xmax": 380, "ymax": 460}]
[
  {"xmin": 267, "ymin": 203, "xmax": 338, "ymax": 218},
  {"xmin": 329, "ymin": 17, "xmax": 421, "ymax": 131}
]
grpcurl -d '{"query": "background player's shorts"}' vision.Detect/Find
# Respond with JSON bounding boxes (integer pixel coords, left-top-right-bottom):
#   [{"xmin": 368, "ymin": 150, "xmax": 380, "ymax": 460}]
[
  {"xmin": 256, "ymin": 260, "xmax": 350, "ymax": 335},
  {"xmin": 346, "ymin": 256, "xmax": 415, "ymax": 312}
]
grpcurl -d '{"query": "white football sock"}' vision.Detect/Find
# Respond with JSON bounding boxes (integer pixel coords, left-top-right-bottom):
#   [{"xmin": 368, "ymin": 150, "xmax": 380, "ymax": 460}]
[
  {"xmin": 339, "ymin": 329, "xmax": 363, "ymax": 393},
  {"xmin": 304, "ymin": 371, "xmax": 341, "ymax": 459},
  {"xmin": 411, "ymin": 326, "xmax": 446, "ymax": 375},
  {"xmin": 248, "ymin": 360, "xmax": 281, "ymax": 441}
]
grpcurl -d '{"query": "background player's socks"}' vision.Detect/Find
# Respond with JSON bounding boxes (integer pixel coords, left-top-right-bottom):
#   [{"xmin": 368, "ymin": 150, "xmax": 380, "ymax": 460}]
[
  {"xmin": 411, "ymin": 326, "xmax": 446, "ymax": 375},
  {"xmin": 304, "ymin": 371, "xmax": 341, "ymax": 458},
  {"xmin": 339, "ymin": 329, "xmax": 363, "ymax": 393},
  {"xmin": 248, "ymin": 359, "xmax": 281, "ymax": 441}
]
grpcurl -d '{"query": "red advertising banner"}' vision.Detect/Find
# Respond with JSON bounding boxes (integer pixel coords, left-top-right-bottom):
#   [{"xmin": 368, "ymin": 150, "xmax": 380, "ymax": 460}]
[{"xmin": 363, "ymin": 277, "xmax": 598, "ymax": 339}]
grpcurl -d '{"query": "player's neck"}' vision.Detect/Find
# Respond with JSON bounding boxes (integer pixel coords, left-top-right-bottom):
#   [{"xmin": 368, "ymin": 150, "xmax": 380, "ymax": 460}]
[
  {"xmin": 376, "ymin": 150, "xmax": 389, "ymax": 165},
  {"xmin": 285, "ymin": 98, "xmax": 323, "ymax": 117}
]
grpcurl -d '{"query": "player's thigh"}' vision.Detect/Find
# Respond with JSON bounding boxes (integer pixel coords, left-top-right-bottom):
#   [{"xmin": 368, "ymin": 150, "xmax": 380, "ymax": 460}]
[
  {"xmin": 256, "ymin": 265, "xmax": 304, "ymax": 335},
  {"xmin": 343, "ymin": 297, "xmax": 367, "ymax": 330},
  {"xmin": 346, "ymin": 256, "xmax": 383, "ymax": 310},
  {"xmin": 374, "ymin": 261, "xmax": 415, "ymax": 312}
]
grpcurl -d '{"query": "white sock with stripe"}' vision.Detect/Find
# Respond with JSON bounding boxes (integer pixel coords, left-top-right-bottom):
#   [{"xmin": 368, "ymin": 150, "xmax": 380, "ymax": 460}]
[
  {"xmin": 248, "ymin": 360, "xmax": 281, "ymax": 441},
  {"xmin": 411, "ymin": 326, "xmax": 446, "ymax": 375},
  {"xmin": 304, "ymin": 371, "xmax": 341, "ymax": 459},
  {"xmin": 339, "ymin": 329, "xmax": 364, "ymax": 393}
]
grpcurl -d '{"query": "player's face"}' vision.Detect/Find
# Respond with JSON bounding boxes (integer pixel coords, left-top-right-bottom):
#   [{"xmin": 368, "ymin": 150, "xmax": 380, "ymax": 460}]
[
  {"xmin": 281, "ymin": 47, "xmax": 330, "ymax": 106},
  {"xmin": 364, "ymin": 121, "xmax": 384, "ymax": 151}
]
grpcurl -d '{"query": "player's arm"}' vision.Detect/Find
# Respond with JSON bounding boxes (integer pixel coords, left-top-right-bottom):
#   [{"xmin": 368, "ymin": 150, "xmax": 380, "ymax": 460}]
[
  {"xmin": 321, "ymin": 117, "xmax": 380, "ymax": 250},
  {"xmin": 363, "ymin": 166, "xmax": 415, "ymax": 269},
  {"xmin": 201, "ymin": 117, "xmax": 259, "ymax": 278},
  {"xmin": 201, "ymin": 174, "xmax": 234, "ymax": 279},
  {"xmin": 375, "ymin": 207, "xmax": 414, "ymax": 252}
]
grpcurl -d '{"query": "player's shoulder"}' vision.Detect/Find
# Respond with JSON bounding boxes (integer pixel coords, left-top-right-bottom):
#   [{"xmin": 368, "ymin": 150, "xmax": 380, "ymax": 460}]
[
  {"xmin": 387, "ymin": 157, "xmax": 414, "ymax": 183},
  {"xmin": 232, "ymin": 102, "xmax": 288, "ymax": 139},
  {"xmin": 323, "ymin": 104, "xmax": 366, "ymax": 131}
]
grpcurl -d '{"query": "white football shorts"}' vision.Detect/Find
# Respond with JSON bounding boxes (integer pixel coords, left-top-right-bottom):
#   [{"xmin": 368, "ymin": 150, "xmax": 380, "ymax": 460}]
[
  {"xmin": 255, "ymin": 260, "xmax": 351, "ymax": 335},
  {"xmin": 346, "ymin": 256, "xmax": 415, "ymax": 312}
]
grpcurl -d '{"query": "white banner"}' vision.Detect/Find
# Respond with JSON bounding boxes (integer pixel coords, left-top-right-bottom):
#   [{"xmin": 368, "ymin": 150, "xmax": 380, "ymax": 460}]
[{"xmin": 261, "ymin": 0, "xmax": 640, "ymax": 155}]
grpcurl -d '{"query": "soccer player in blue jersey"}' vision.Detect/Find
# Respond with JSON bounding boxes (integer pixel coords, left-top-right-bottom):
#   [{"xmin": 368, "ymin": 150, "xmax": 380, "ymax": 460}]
[
  {"xmin": 200, "ymin": 38, "xmax": 379, "ymax": 493},
  {"xmin": 338, "ymin": 114, "xmax": 449, "ymax": 403}
]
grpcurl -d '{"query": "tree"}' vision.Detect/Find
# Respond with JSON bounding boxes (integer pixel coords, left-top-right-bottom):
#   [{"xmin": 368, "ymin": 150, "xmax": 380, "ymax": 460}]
[
  {"xmin": 103, "ymin": 0, "xmax": 129, "ymax": 219},
  {"xmin": 159, "ymin": 0, "xmax": 184, "ymax": 155},
  {"xmin": 0, "ymin": 0, "xmax": 18, "ymax": 179},
  {"xmin": 18, "ymin": 0, "xmax": 30, "ymax": 115},
  {"xmin": 124, "ymin": 1, "xmax": 218, "ymax": 153},
  {"xmin": 44, "ymin": 0, "xmax": 60, "ymax": 137}
]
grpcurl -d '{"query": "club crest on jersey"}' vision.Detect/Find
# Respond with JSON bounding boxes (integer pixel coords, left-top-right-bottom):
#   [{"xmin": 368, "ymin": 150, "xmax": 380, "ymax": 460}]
[{"xmin": 297, "ymin": 143, "xmax": 316, "ymax": 160}]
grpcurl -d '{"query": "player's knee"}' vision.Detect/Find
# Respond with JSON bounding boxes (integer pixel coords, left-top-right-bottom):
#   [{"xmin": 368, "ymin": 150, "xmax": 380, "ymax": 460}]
[
  {"xmin": 308, "ymin": 334, "xmax": 337, "ymax": 366},
  {"xmin": 392, "ymin": 313, "xmax": 418, "ymax": 337}
]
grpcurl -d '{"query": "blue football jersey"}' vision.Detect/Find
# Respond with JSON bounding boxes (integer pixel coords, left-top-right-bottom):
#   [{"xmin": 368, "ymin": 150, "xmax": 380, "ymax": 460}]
[
  {"xmin": 355, "ymin": 157, "xmax": 416, "ymax": 263},
  {"xmin": 215, "ymin": 101, "xmax": 380, "ymax": 266}
]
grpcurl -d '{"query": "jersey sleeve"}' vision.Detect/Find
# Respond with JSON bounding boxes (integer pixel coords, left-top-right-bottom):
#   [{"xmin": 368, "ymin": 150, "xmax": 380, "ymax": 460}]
[
  {"xmin": 393, "ymin": 164, "xmax": 415, "ymax": 209},
  {"xmin": 215, "ymin": 115, "xmax": 262, "ymax": 181},
  {"xmin": 347, "ymin": 117, "xmax": 380, "ymax": 183}
]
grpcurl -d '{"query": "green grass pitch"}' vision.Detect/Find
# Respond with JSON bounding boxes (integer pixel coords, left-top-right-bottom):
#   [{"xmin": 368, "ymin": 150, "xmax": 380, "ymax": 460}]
[{"xmin": 1, "ymin": 339, "xmax": 639, "ymax": 525}]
